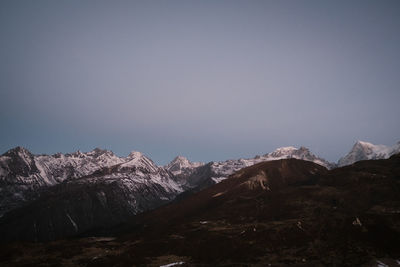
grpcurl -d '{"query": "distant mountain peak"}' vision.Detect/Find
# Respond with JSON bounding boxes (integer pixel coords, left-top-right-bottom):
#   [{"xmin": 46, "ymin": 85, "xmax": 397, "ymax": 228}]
[
  {"xmin": 166, "ymin": 156, "xmax": 204, "ymax": 176},
  {"xmin": 338, "ymin": 140, "xmax": 400, "ymax": 167},
  {"xmin": 266, "ymin": 146, "xmax": 324, "ymax": 163},
  {"xmin": 91, "ymin": 147, "xmax": 108, "ymax": 154},
  {"xmin": 169, "ymin": 156, "xmax": 191, "ymax": 166},
  {"xmin": 354, "ymin": 140, "xmax": 375, "ymax": 147},
  {"xmin": 272, "ymin": 146, "xmax": 297, "ymax": 152},
  {"xmin": 172, "ymin": 155, "xmax": 189, "ymax": 161},
  {"xmin": 127, "ymin": 151, "xmax": 143, "ymax": 159}
]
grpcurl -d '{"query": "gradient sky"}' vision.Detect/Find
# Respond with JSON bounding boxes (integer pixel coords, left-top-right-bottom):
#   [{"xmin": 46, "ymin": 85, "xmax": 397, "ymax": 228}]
[{"xmin": 1, "ymin": 0, "xmax": 399, "ymax": 165}]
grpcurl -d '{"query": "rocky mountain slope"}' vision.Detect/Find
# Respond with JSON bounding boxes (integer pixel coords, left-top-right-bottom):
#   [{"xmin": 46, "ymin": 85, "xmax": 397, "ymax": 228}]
[
  {"xmin": 0, "ymin": 147, "xmax": 181, "ymax": 217},
  {"xmin": 338, "ymin": 141, "xmax": 400, "ymax": 167},
  {"xmin": 0, "ymin": 151, "xmax": 182, "ymax": 241},
  {"xmin": 2, "ymin": 155, "xmax": 399, "ymax": 266}
]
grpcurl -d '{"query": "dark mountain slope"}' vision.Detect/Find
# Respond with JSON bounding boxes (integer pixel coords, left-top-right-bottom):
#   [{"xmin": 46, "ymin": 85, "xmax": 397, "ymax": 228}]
[{"xmin": 131, "ymin": 159, "xmax": 328, "ymax": 226}]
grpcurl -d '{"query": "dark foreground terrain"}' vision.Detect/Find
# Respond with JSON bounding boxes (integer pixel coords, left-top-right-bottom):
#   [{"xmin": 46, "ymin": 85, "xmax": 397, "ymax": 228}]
[{"xmin": 1, "ymin": 155, "xmax": 400, "ymax": 266}]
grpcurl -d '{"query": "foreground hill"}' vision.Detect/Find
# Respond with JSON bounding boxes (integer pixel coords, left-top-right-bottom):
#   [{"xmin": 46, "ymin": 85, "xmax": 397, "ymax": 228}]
[{"xmin": 1, "ymin": 155, "xmax": 399, "ymax": 266}]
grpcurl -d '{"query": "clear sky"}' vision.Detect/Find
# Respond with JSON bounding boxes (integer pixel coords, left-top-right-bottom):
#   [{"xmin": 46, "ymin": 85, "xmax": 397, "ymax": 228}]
[{"xmin": 1, "ymin": 0, "xmax": 399, "ymax": 165}]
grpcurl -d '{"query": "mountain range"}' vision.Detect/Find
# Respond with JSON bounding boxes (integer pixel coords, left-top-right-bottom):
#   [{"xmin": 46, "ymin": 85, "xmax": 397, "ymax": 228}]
[{"xmin": 0, "ymin": 140, "xmax": 399, "ymax": 242}]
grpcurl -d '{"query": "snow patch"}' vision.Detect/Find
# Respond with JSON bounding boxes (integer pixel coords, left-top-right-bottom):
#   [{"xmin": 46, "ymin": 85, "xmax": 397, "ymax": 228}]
[
  {"xmin": 160, "ymin": 262, "xmax": 185, "ymax": 267},
  {"xmin": 66, "ymin": 213, "xmax": 78, "ymax": 232},
  {"xmin": 376, "ymin": 260, "xmax": 389, "ymax": 267}
]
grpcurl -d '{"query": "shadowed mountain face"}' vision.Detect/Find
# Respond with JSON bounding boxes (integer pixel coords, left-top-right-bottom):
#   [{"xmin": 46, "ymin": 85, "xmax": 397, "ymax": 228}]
[{"xmin": 1, "ymin": 155, "xmax": 399, "ymax": 266}]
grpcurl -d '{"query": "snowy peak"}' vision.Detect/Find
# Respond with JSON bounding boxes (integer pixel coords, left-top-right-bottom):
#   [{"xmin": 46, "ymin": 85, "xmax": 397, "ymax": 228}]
[
  {"xmin": 127, "ymin": 151, "xmax": 143, "ymax": 159},
  {"xmin": 0, "ymin": 147, "xmax": 182, "ymax": 217},
  {"xmin": 267, "ymin": 146, "xmax": 297, "ymax": 157},
  {"xmin": 65, "ymin": 148, "xmax": 116, "ymax": 159},
  {"xmin": 119, "ymin": 151, "xmax": 159, "ymax": 173},
  {"xmin": 171, "ymin": 156, "xmax": 191, "ymax": 165},
  {"xmin": 166, "ymin": 156, "xmax": 204, "ymax": 176},
  {"xmin": 86, "ymin": 148, "xmax": 115, "ymax": 158},
  {"xmin": 264, "ymin": 146, "xmax": 334, "ymax": 169},
  {"xmin": 0, "ymin": 146, "xmax": 127, "ymax": 187},
  {"xmin": 338, "ymin": 140, "xmax": 400, "ymax": 167}
]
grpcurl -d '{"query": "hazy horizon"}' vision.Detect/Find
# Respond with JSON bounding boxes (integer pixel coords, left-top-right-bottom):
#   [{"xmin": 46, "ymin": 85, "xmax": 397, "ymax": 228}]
[{"xmin": 1, "ymin": 1, "xmax": 400, "ymax": 165}]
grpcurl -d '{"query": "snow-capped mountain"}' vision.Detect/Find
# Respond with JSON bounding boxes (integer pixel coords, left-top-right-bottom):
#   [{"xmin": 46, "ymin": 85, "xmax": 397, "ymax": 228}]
[
  {"xmin": 0, "ymin": 147, "xmax": 184, "ymax": 240},
  {"xmin": 34, "ymin": 148, "xmax": 125, "ymax": 184},
  {"xmin": 0, "ymin": 147, "xmax": 181, "ymax": 217},
  {"xmin": 0, "ymin": 151, "xmax": 183, "ymax": 241},
  {"xmin": 73, "ymin": 150, "xmax": 182, "ymax": 199},
  {"xmin": 165, "ymin": 156, "xmax": 204, "ymax": 176},
  {"xmin": 0, "ymin": 147, "xmax": 124, "ymax": 185},
  {"xmin": 338, "ymin": 141, "xmax": 400, "ymax": 167}
]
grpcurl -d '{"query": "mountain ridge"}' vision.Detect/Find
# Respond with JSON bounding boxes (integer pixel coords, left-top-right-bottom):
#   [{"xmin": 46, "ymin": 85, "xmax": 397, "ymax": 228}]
[
  {"xmin": 0, "ymin": 140, "xmax": 398, "ymax": 240},
  {"xmin": 2, "ymin": 140, "xmax": 397, "ymax": 217}
]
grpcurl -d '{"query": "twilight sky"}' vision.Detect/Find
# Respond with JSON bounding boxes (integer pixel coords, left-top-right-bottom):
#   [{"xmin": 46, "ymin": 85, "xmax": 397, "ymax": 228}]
[{"xmin": 1, "ymin": 0, "xmax": 399, "ymax": 165}]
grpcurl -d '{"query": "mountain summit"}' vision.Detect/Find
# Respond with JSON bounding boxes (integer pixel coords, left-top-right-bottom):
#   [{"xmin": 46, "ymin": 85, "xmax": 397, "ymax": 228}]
[
  {"xmin": 165, "ymin": 156, "xmax": 204, "ymax": 176},
  {"xmin": 338, "ymin": 140, "xmax": 400, "ymax": 167}
]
